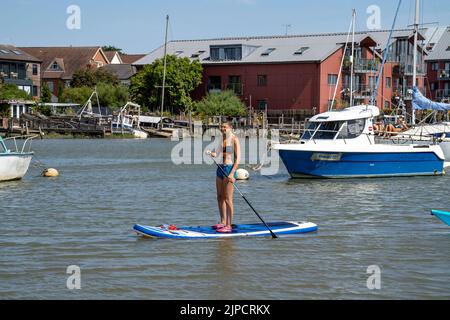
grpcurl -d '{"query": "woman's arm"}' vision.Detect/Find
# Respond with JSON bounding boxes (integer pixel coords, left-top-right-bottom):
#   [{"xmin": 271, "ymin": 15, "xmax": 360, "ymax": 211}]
[{"xmin": 229, "ymin": 136, "xmax": 241, "ymax": 180}]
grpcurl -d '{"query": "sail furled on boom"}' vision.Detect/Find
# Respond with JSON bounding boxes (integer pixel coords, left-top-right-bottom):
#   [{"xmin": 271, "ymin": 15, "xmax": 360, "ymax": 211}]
[{"xmin": 412, "ymin": 87, "xmax": 450, "ymax": 111}]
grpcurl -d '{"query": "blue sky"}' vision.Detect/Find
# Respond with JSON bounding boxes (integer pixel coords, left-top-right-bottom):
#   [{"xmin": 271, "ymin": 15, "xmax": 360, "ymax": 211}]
[{"xmin": 1, "ymin": 0, "xmax": 449, "ymax": 54}]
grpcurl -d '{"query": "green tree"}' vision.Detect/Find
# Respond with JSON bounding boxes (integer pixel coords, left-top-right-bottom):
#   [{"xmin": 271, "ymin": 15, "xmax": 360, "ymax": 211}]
[
  {"xmin": 71, "ymin": 68, "xmax": 119, "ymax": 88},
  {"xmin": 41, "ymin": 83, "xmax": 52, "ymax": 103},
  {"xmin": 0, "ymin": 83, "xmax": 30, "ymax": 100},
  {"xmin": 129, "ymin": 55, "xmax": 203, "ymax": 114},
  {"xmin": 102, "ymin": 45, "xmax": 124, "ymax": 54},
  {"xmin": 61, "ymin": 83, "xmax": 128, "ymax": 110},
  {"xmin": 193, "ymin": 90, "xmax": 248, "ymax": 117},
  {"xmin": 57, "ymin": 81, "xmax": 64, "ymax": 102}
]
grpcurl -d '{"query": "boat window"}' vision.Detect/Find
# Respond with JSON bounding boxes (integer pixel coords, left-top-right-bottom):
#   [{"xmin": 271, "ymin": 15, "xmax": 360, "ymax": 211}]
[
  {"xmin": 314, "ymin": 121, "xmax": 343, "ymax": 140},
  {"xmin": 337, "ymin": 119, "xmax": 366, "ymax": 139},
  {"xmin": 301, "ymin": 122, "xmax": 319, "ymax": 140},
  {"xmin": 0, "ymin": 139, "xmax": 6, "ymax": 153}
]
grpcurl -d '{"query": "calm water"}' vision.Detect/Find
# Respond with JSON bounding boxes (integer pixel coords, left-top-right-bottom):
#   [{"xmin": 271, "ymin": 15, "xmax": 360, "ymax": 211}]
[{"xmin": 0, "ymin": 138, "xmax": 449, "ymax": 300}]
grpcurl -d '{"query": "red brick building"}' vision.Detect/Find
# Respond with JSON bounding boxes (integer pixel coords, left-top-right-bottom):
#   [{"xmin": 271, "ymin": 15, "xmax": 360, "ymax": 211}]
[
  {"xmin": 135, "ymin": 29, "xmax": 427, "ymax": 116},
  {"xmin": 426, "ymin": 27, "xmax": 450, "ymax": 103}
]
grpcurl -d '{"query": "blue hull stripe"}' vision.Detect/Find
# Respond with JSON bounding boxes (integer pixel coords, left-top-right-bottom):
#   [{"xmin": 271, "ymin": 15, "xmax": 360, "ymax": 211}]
[{"xmin": 279, "ymin": 150, "xmax": 444, "ymax": 178}]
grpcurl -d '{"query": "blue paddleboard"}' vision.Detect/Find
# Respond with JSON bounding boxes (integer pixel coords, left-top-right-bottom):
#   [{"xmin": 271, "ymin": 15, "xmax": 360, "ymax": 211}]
[
  {"xmin": 431, "ymin": 210, "xmax": 450, "ymax": 226},
  {"xmin": 133, "ymin": 221, "xmax": 318, "ymax": 239}
]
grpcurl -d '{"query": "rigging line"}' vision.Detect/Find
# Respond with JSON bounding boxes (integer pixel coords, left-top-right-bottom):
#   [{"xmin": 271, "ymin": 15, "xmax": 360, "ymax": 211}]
[
  {"xmin": 330, "ymin": 12, "xmax": 353, "ymax": 111},
  {"xmin": 372, "ymin": 0, "xmax": 403, "ymax": 106}
]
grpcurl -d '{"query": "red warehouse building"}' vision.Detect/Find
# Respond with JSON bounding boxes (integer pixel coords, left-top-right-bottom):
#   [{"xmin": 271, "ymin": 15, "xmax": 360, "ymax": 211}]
[{"xmin": 135, "ymin": 29, "xmax": 427, "ymax": 116}]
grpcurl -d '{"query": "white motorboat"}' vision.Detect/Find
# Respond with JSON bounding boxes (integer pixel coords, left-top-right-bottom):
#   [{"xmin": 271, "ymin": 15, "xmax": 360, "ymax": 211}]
[{"xmin": 0, "ymin": 135, "xmax": 35, "ymax": 182}]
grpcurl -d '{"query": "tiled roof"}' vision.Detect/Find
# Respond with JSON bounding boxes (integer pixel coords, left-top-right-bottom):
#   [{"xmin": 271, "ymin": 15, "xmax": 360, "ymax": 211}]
[
  {"xmin": 426, "ymin": 27, "xmax": 450, "ymax": 61},
  {"xmin": 135, "ymin": 29, "xmax": 423, "ymax": 66},
  {"xmin": 104, "ymin": 51, "xmax": 117, "ymax": 63},
  {"xmin": 19, "ymin": 46, "xmax": 106, "ymax": 79},
  {"xmin": 120, "ymin": 54, "xmax": 146, "ymax": 64},
  {"xmin": 0, "ymin": 45, "xmax": 41, "ymax": 63},
  {"xmin": 101, "ymin": 64, "xmax": 137, "ymax": 80}
]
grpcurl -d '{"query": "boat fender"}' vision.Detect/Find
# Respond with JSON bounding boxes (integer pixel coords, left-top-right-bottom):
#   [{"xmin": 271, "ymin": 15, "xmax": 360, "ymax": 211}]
[
  {"xmin": 42, "ymin": 168, "xmax": 59, "ymax": 177},
  {"xmin": 235, "ymin": 169, "xmax": 250, "ymax": 180}
]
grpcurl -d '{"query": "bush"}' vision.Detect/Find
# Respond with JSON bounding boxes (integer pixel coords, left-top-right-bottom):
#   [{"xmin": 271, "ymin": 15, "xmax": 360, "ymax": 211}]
[
  {"xmin": 193, "ymin": 90, "xmax": 248, "ymax": 117},
  {"xmin": 0, "ymin": 83, "xmax": 30, "ymax": 100}
]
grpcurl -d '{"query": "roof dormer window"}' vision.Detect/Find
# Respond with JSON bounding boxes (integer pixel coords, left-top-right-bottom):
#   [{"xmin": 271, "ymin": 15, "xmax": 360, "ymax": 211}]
[
  {"xmin": 191, "ymin": 50, "xmax": 206, "ymax": 58},
  {"xmin": 50, "ymin": 61, "xmax": 62, "ymax": 71},
  {"xmin": 210, "ymin": 45, "xmax": 242, "ymax": 61},
  {"xmin": 294, "ymin": 47, "xmax": 310, "ymax": 55},
  {"xmin": 261, "ymin": 48, "xmax": 276, "ymax": 56}
]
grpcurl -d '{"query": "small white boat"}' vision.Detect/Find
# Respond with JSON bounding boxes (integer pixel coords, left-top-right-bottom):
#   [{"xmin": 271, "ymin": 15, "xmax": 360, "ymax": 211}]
[{"xmin": 0, "ymin": 135, "xmax": 35, "ymax": 182}]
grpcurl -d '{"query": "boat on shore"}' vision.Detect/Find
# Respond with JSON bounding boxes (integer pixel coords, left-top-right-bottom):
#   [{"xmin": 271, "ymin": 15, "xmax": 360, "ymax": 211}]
[
  {"xmin": 0, "ymin": 135, "xmax": 35, "ymax": 182},
  {"xmin": 112, "ymin": 102, "xmax": 148, "ymax": 139},
  {"xmin": 273, "ymin": 105, "xmax": 445, "ymax": 178}
]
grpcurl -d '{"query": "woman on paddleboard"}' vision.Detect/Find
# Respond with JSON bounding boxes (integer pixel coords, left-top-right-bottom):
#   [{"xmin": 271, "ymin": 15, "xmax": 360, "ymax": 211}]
[{"xmin": 210, "ymin": 121, "xmax": 241, "ymax": 233}]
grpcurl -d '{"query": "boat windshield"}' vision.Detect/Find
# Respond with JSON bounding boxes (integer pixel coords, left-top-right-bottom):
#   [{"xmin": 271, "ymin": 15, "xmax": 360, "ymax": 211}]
[
  {"xmin": 301, "ymin": 121, "xmax": 343, "ymax": 140},
  {"xmin": 302, "ymin": 119, "xmax": 366, "ymax": 140}
]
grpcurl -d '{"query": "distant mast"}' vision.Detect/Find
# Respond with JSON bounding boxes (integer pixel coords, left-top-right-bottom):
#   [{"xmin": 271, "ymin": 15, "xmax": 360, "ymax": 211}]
[
  {"xmin": 160, "ymin": 14, "xmax": 169, "ymax": 131},
  {"xmin": 412, "ymin": 0, "xmax": 420, "ymax": 125},
  {"xmin": 350, "ymin": 9, "xmax": 356, "ymax": 107}
]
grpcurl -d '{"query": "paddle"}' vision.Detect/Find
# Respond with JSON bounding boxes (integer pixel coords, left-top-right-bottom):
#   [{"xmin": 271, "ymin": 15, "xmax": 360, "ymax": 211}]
[{"xmin": 207, "ymin": 151, "xmax": 278, "ymax": 239}]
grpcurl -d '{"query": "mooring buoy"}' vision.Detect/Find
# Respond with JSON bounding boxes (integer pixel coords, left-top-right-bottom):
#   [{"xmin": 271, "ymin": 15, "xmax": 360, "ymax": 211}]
[
  {"xmin": 235, "ymin": 168, "xmax": 250, "ymax": 180},
  {"xmin": 42, "ymin": 168, "xmax": 59, "ymax": 177}
]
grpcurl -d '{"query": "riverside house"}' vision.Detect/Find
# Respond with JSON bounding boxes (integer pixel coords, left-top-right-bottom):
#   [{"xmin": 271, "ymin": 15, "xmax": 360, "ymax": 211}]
[
  {"xmin": 19, "ymin": 46, "xmax": 110, "ymax": 102},
  {"xmin": 0, "ymin": 45, "xmax": 41, "ymax": 99}
]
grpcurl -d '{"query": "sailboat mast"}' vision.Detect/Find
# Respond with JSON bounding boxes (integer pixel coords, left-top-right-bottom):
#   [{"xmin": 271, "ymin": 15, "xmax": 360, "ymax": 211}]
[
  {"xmin": 350, "ymin": 9, "xmax": 356, "ymax": 107},
  {"xmin": 412, "ymin": 0, "xmax": 420, "ymax": 124},
  {"xmin": 160, "ymin": 14, "xmax": 169, "ymax": 130}
]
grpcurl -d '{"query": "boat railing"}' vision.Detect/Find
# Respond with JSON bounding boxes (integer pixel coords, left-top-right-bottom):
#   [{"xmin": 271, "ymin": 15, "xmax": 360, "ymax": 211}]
[
  {"xmin": 374, "ymin": 131, "xmax": 441, "ymax": 145},
  {"xmin": 2, "ymin": 135, "xmax": 37, "ymax": 154}
]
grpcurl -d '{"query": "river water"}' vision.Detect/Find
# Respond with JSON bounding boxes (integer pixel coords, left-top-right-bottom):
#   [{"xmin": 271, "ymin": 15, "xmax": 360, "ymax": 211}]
[{"xmin": 0, "ymin": 138, "xmax": 449, "ymax": 299}]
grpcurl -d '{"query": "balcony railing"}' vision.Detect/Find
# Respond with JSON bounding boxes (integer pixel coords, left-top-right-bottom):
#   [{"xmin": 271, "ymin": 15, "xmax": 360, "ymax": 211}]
[
  {"xmin": 438, "ymin": 69, "xmax": 450, "ymax": 81},
  {"xmin": 351, "ymin": 85, "xmax": 375, "ymax": 99},
  {"xmin": 390, "ymin": 55, "xmax": 427, "ymax": 76},
  {"xmin": 350, "ymin": 58, "xmax": 379, "ymax": 73},
  {"xmin": 436, "ymin": 89, "xmax": 450, "ymax": 101},
  {"xmin": 393, "ymin": 86, "xmax": 427, "ymax": 101}
]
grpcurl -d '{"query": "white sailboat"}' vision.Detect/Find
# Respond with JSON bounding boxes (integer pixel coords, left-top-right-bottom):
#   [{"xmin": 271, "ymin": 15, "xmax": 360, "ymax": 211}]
[
  {"xmin": 395, "ymin": 0, "xmax": 450, "ymax": 164},
  {"xmin": 273, "ymin": 2, "xmax": 446, "ymax": 178}
]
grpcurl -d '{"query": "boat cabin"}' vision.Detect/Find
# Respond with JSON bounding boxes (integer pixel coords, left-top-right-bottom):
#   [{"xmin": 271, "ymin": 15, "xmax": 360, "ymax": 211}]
[{"xmin": 301, "ymin": 105, "xmax": 380, "ymax": 142}]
